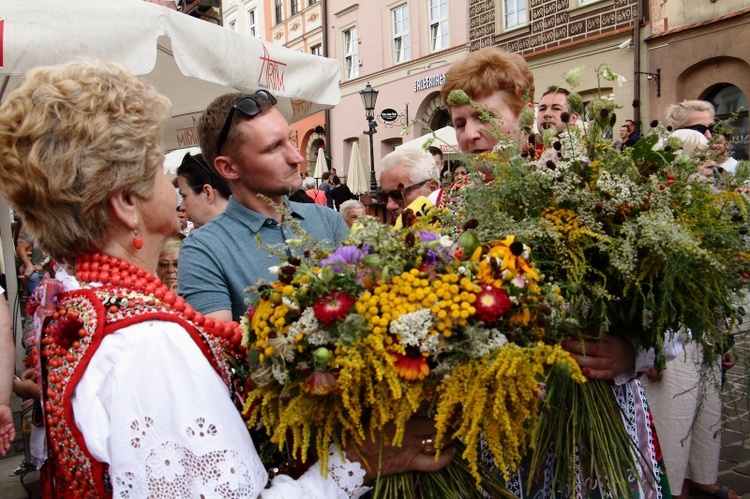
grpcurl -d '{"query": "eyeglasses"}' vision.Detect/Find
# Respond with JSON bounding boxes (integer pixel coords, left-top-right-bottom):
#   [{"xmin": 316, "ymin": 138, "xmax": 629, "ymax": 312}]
[
  {"xmin": 376, "ymin": 179, "xmax": 431, "ymax": 204},
  {"xmin": 216, "ymin": 90, "xmax": 277, "ymax": 155},
  {"xmin": 678, "ymin": 123, "xmax": 715, "ymax": 135}
]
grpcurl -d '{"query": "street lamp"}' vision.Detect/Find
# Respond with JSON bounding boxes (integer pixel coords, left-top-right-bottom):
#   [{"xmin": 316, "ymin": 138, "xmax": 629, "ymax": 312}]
[{"xmin": 359, "ymin": 82, "xmax": 379, "ymax": 194}]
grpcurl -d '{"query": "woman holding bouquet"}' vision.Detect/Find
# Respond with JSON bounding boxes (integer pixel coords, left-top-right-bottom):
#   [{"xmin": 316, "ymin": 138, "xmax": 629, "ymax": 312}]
[
  {"xmin": 0, "ymin": 59, "xmax": 454, "ymax": 498},
  {"xmin": 441, "ymin": 47, "xmax": 667, "ymax": 498}
]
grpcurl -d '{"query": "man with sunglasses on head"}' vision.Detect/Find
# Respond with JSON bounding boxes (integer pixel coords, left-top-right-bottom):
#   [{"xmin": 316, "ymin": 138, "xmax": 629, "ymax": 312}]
[
  {"xmin": 664, "ymin": 99, "xmax": 716, "ymax": 139},
  {"xmin": 378, "ymin": 148, "xmax": 442, "ymax": 226},
  {"xmin": 178, "ymin": 91, "xmax": 349, "ymax": 322}
]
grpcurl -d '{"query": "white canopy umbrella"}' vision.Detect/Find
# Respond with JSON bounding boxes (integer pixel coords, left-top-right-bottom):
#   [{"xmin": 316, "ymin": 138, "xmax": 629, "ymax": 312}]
[
  {"xmin": 347, "ymin": 141, "xmax": 369, "ymax": 195},
  {"xmin": 313, "ymin": 148, "xmax": 328, "ymax": 179},
  {"xmin": 0, "ymin": 0, "xmax": 341, "ymax": 367},
  {"xmin": 397, "ymin": 126, "xmax": 459, "ymax": 154},
  {"xmin": 0, "ymin": 0, "xmax": 341, "ymax": 151}
]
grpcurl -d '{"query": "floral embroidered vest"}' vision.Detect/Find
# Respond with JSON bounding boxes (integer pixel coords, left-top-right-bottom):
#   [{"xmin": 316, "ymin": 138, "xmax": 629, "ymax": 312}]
[{"xmin": 39, "ymin": 287, "xmax": 235, "ymax": 498}]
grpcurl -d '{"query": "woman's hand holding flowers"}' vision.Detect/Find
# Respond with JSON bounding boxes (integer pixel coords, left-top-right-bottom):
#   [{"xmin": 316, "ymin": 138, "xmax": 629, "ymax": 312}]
[
  {"xmin": 561, "ymin": 335, "xmax": 636, "ymax": 381},
  {"xmin": 346, "ymin": 417, "xmax": 456, "ymax": 484}
]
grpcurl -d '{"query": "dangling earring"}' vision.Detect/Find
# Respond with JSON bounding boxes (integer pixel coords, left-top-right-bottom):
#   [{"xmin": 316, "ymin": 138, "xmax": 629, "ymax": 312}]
[{"xmin": 133, "ymin": 229, "xmax": 144, "ymax": 249}]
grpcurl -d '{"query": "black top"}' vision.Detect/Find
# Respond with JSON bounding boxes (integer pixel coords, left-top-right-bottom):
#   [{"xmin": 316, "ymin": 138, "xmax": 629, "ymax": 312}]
[{"xmin": 330, "ymin": 184, "xmax": 355, "ymax": 211}]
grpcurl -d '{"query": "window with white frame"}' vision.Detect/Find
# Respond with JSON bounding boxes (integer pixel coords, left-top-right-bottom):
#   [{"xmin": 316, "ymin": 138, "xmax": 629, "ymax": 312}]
[
  {"xmin": 343, "ymin": 27, "xmax": 359, "ymax": 80},
  {"xmin": 310, "ymin": 44, "xmax": 322, "ymax": 56},
  {"xmin": 246, "ymin": 3, "xmax": 258, "ymax": 37},
  {"xmin": 290, "ymin": 0, "xmax": 301, "ymax": 15},
  {"xmin": 504, "ymin": 0, "xmax": 527, "ymax": 29},
  {"xmin": 274, "ymin": 0, "xmax": 283, "ymax": 24},
  {"xmin": 226, "ymin": 12, "xmax": 238, "ymax": 31},
  {"xmin": 392, "ymin": 5, "xmax": 410, "ymax": 63},
  {"xmin": 429, "ymin": 0, "xmax": 449, "ymax": 52}
]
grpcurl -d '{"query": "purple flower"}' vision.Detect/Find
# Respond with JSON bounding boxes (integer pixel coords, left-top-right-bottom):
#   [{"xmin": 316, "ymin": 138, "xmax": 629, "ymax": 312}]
[
  {"xmin": 321, "ymin": 245, "xmax": 368, "ymax": 272},
  {"xmin": 419, "ymin": 230, "xmax": 439, "ymax": 242},
  {"xmin": 423, "ymin": 248, "xmax": 439, "ymax": 266}
]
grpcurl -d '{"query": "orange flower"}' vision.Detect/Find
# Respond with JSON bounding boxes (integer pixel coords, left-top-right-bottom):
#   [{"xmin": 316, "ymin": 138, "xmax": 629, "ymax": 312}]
[
  {"xmin": 391, "ymin": 352, "xmax": 430, "ymax": 381},
  {"xmin": 305, "ymin": 372, "xmax": 338, "ymax": 395}
]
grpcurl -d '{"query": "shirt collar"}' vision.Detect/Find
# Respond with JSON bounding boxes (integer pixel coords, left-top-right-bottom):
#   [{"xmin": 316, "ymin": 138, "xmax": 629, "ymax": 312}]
[{"xmin": 224, "ymin": 196, "xmax": 306, "ymax": 234}]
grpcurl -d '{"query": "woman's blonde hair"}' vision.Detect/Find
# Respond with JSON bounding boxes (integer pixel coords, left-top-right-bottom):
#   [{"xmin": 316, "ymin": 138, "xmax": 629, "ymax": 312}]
[
  {"xmin": 663, "ymin": 100, "xmax": 714, "ymax": 129},
  {"xmin": 0, "ymin": 60, "xmax": 171, "ymax": 262},
  {"xmin": 441, "ymin": 47, "xmax": 535, "ymax": 117}
]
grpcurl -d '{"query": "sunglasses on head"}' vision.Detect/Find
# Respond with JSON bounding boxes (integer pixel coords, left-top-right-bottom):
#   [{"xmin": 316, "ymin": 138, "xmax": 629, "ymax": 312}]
[
  {"xmin": 678, "ymin": 123, "xmax": 715, "ymax": 135},
  {"xmin": 216, "ymin": 90, "xmax": 277, "ymax": 155},
  {"xmin": 182, "ymin": 153, "xmax": 216, "ymax": 186},
  {"xmin": 376, "ymin": 179, "xmax": 431, "ymax": 204}
]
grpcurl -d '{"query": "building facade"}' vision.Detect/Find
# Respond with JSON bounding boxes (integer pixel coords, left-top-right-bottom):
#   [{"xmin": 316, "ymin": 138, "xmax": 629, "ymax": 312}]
[
  {"xmin": 325, "ymin": 0, "xmax": 470, "ymax": 190},
  {"xmin": 645, "ymin": 1, "xmax": 750, "ymax": 159}
]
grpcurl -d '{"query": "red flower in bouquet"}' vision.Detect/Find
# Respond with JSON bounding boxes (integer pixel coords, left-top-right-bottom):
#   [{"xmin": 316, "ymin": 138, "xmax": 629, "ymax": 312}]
[
  {"xmin": 313, "ymin": 291, "xmax": 356, "ymax": 324},
  {"xmin": 474, "ymin": 285, "xmax": 512, "ymax": 324}
]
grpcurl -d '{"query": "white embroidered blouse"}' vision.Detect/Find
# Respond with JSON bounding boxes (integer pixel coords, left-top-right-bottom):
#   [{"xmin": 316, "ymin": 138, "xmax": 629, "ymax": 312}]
[{"xmin": 71, "ymin": 320, "xmax": 370, "ymax": 498}]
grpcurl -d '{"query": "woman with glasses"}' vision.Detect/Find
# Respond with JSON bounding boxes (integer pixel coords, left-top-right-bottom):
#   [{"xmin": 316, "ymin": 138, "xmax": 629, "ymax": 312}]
[
  {"xmin": 157, "ymin": 235, "xmax": 184, "ymax": 292},
  {"xmin": 176, "ymin": 152, "xmax": 231, "ymax": 228},
  {"xmin": 664, "ymin": 100, "xmax": 716, "ymax": 139}
]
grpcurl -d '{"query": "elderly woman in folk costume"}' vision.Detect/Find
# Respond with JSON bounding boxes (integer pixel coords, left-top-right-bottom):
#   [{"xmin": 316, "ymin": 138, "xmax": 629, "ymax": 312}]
[{"xmin": 0, "ymin": 59, "xmax": 454, "ymax": 498}]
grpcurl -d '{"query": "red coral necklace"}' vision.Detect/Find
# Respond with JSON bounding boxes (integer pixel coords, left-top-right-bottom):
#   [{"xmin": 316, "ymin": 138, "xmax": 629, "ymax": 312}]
[{"xmin": 75, "ymin": 252, "xmax": 242, "ymax": 346}]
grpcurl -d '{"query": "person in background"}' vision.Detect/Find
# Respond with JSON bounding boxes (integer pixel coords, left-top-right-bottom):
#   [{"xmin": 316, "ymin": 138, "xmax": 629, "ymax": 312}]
[
  {"xmin": 16, "ymin": 223, "xmax": 48, "ymax": 297},
  {"xmin": 378, "ymin": 149, "xmax": 441, "ymax": 224},
  {"xmin": 177, "ymin": 207, "xmax": 193, "ymax": 236},
  {"xmin": 617, "ymin": 124, "xmax": 630, "ymax": 150},
  {"xmin": 644, "ymin": 99, "xmax": 738, "ymax": 499},
  {"xmin": 428, "ymin": 146, "xmax": 448, "ymax": 183},
  {"xmin": 0, "ymin": 59, "xmax": 453, "ymax": 497},
  {"xmin": 303, "ymin": 177, "xmax": 328, "ymax": 206},
  {"xmin": 157, "ymin": 235, "xmax": 184, "ymax": 292},
  {"xmin": 0, "ymin": 287, "xmax": 14, "ymax": 456},
  {"xmin": 622, "ymin": 119, "xmax": 641, "ymax": 149},
  {"xmin": 176, "ymin": 152, "xmax": 231, "ymax": 229},
  {"xmin": 710, "ymin": 132, "xmax": 739, "ymax": 175},
  {"xmin": 536, "ymin": 86, "xmax": 579, "ymax": 135},
  {"xmin": 665, "ymin": 100, "xmax": 715, "ymax": 140},
  {"xmin": 329, "ymin": 175, "xmax": 355, "ymax": 211},
  {"xmin": 339, "ymin": 199, "xmax": 366, "ymax": 228},
  {"xmin": 442, "ymin": 45, "xmax": 665, "ymax": 497},
  {"xmin": 450, "ymin": 162, "xmax": 469, "ymax": 184},
  {"xmin": 319, "ymin": 171, "xmax": 334, "ymax": 209}
]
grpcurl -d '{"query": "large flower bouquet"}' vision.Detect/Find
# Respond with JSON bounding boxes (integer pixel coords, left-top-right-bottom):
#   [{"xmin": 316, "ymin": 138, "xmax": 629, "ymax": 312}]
[
  {"xmin": 238, "ymin": 214, "xmax": 584, "ymax": 497},
  {"xmin": 440, "ymin": 66, "xmax": 750, "ymax": 493}
]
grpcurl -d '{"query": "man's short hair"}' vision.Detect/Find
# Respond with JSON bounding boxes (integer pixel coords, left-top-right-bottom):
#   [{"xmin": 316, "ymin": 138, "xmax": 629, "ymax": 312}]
[
  {"xmin": 340, "ymin": 199, "xmax": 365, "ymax": 217},
  {"xmin": 428, "ymin": 146, "xmax": 443, "ymax": 160},
  {"xmin": 380, "ymin": 148, "xmax": 439, "ymax": 183},
  {"xmin": 322, "ymin": 171, "xmax": 331, "ymax": 180},
  {"xmin": 198, "ymin": 92, "xmax": 273, "ymax": 169},
  {"xmin": 541, "ymin": 86, "xmax": 573, "ymax": 114}
]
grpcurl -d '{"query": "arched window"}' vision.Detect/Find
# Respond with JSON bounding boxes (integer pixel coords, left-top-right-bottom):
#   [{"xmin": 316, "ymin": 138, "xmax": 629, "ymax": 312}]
[{"xmin": 704, "ymin": 83, "xmax": 749, "ymax": 160}]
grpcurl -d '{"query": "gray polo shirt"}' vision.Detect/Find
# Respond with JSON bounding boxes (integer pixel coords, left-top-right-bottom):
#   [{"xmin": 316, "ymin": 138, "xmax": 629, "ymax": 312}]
[{"xmin": 178, "ymin": 196, "xmax": 349, "ymax": 321}]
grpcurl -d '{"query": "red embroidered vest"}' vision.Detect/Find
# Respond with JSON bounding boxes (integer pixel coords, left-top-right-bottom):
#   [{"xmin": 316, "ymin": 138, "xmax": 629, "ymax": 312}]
[{"xmin": 39, "ymin": 287, "xmax": 236, "ymax": 498}]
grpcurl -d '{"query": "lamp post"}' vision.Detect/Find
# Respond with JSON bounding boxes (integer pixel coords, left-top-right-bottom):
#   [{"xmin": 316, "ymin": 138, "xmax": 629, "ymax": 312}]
[{"xmin": 359, "ymin": 82, "xmax": 379, "ymax": 194}]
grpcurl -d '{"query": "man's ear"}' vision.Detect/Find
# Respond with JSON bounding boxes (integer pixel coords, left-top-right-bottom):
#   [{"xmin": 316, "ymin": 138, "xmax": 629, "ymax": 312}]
[
  {"xmin": 427, "ymin": 179, "xmax": 440, "ymax": 192},
  {"xmin": 214, "ymin": 156, "xmax": 240, "ymax": 182},
  {"xmin": 569, "ymin": 112, "xmax": 580, "ymax": 125},
  {"xmin": 109, "ymin": 190, "xmax": 138, "ymax": 229}
]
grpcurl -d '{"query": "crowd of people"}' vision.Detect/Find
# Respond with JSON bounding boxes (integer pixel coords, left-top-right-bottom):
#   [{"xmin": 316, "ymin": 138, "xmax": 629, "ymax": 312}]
[{"xmin": 0, "ymin": 44, "xmax": 744, "ymax": 499}]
